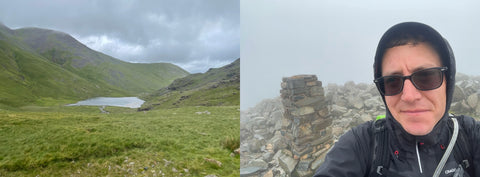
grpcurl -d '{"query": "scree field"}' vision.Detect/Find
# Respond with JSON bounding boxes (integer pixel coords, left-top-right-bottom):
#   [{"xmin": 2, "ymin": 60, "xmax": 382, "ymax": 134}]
[{"xmin": 0, "ymin": 106, "xmax": 240, "ymax": 176}]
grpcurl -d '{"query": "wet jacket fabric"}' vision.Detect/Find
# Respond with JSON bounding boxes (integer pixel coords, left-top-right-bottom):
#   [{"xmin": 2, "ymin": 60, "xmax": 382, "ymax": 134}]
[
  {"xmin": 313, "ymin": 22, "xmax": 480, "ymax": 177},
  {"xmin": 313, "ymin": 114, "xmax": 480, "ymax": 177}
]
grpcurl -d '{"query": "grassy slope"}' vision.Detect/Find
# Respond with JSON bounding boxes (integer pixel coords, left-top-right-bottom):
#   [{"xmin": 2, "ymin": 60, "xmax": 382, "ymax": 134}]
[
  {"xmin": 76, "ymin": 61, "xmax": 189, "ymax": 94},
  {"xmin": 0, "ymin": 39, "xmax": 124, "ymax": 108},
  {"xmin": 0, "ymin": 25, "xmax": 188, "ymax": 108},
  {"xmin": 140, "ymin": 59, "xmax": 240, "ymax": 110},
  {"xmin": 0, "ymin": 106, "xmax": 240, "ymax": 176},
  {"xmin": 14, "ymin": 27, "xmax": 189, "ymax": 94}
]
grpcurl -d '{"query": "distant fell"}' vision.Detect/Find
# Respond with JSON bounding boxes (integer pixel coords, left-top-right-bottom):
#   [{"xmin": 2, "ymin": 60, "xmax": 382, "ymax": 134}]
[
  {"xmin": 15, "ymin": 27, "xmax": 93, "ymax": 67},
  {"xmin": 0, "ymin": 24, "xmax": 188, "ymax": 108},
  {"xmin": 14, "ymin": 27, "xmax": 189, "ymax": 93},
  {"xmin": 140, "ymin": 58, "xmax": 240, "ymax": 110}
]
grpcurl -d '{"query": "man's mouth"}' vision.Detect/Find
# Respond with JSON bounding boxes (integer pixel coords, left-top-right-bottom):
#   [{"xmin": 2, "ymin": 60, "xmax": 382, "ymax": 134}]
[{"xmin": 401, "ymin": 109, "xmax": 429, "ymax": 115}]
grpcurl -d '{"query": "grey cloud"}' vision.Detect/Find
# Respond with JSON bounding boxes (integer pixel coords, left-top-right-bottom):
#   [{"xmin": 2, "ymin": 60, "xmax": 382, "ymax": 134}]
[{"xmin": 0, "ymin": 0, "xmax": 239, "ymax": 73}]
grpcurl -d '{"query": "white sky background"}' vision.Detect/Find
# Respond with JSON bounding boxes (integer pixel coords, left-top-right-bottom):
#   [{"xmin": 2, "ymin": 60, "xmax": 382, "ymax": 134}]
[
  {"xmin": 241, "ymin": 0, "xmax": 480, "ymax": 109},
  {"xmin": 0, "ymin": 0, "xmax": 239, "ymax": 74}
]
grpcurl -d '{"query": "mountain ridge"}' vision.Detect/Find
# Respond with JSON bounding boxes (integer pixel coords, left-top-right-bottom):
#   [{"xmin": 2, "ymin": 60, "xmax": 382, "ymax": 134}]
[{"xmin": 0, "ymin": 24, "xmax": 189, "ymax": 108}]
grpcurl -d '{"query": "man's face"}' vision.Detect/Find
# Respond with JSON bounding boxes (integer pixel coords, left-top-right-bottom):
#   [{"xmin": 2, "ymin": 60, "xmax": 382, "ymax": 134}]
[{"xmin": 382, "ymin": 42, "xmax": 446, "ymax": 136}]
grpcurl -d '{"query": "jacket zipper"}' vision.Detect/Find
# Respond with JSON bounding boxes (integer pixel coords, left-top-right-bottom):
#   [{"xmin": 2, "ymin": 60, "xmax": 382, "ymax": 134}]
[{"xmin": 416, "ymin": 141, "xmax": 423, "ymax": 173}]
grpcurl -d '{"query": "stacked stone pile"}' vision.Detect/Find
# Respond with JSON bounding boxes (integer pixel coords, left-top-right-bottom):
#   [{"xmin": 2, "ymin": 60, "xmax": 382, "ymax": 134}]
[{"xmin": 278, "ymin": 75, "xmax": 332, "ymax": 176}]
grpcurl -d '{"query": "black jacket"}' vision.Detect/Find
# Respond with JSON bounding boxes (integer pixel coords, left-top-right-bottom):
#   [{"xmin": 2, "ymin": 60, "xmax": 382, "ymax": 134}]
[
  {"xmin": 313, "ymin": 114, "xmax": 480, "ymax": 177},
  {"xmin": 314, "ymin": 22, "xmax": 480, "ymax": 177}
]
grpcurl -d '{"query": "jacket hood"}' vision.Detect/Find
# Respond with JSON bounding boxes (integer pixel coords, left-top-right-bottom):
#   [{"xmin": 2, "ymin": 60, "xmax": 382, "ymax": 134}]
[{"xmin": 373, "ymin": 22, "xmax": 456, "ymax": 134}]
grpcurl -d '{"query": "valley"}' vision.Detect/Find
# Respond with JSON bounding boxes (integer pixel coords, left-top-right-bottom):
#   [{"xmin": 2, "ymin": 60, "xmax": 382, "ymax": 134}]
[{"xmin": 0, "ymin": 24, "xmax": 240, "ymax": 176}]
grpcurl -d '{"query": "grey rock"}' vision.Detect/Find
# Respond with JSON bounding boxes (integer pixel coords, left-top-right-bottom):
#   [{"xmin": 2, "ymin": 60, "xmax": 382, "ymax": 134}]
[
  {"xmin": 262, "ymin": 152, "xmax": 275, "ymax": 162},
  {"xmin": 348, "ymin": 96, "xmax": 364, "ymax": 109},
  {"xmin": 331, "ymin": 105, "xmax": 347, "ymax": 116},
  {"xmin": 278, "ymin": 150, "xmax": 298, "ymax": 175},
  {"xmin": 240, "ymin": 160, "xmax": 269, "ymax": 176},
  {"xmin": 291, "ymin": 106, "xmax": 315, "ymax": 116},
  {"xmin": 467, "ymin": 94, "xmax": 478, "ymax": 109}
]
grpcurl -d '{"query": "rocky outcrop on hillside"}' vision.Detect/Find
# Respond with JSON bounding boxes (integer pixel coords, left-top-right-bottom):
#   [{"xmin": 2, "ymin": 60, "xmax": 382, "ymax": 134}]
[
  {"xmin": 139, "ymin": 59, "xmax": 239, "ymax": 110},
  {"xmin": 240, "ymin": 73, "xmax": 480, "ymax": 177},
  {"xmin": 450, "ymin": 73, "xmax": 480, "ymax": 117}
]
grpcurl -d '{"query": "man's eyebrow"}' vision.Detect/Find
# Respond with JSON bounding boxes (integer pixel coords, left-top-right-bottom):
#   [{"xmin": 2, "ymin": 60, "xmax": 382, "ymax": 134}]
[
  {"xmin": 411, "ymin": 66, "xmax": 430, "ymax": 72},
  {"xmin": 383, "ymin": 70, "xmax": 403, "ymax": 76},
  {"xmin": 383, "ymin": 65, "xmax": 437, "ymax": 76}
]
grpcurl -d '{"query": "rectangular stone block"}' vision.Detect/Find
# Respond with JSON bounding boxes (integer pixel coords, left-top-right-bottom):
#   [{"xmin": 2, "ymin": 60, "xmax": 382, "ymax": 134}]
[
  {"xmin": 311, "ymin": 118, "xmax": 332, "ymax": 132},
  {"xmin": 287, "ymin": 79, "xmax": 306, "ymax": 89},
  {"xmin": 310, "ymin": 133, "xmax": 332, "ymax": 146},
  {"xmin": 293, "ymin": 135, "xmax": 315, "ymax": 147},
  {"xmin": 306, "ymin": 81, "xmax": 318, "ymax": 86},
  {"xmin": 297, "ymin": 158, "xmax": 313, "ymax": 171},
  {"xmin": 291, "ymin": 106, "xmax": 315, "ymax": 116},
  {"xmin": 295, "ymin": 96, "xmax": 324, "ymax": 107},
  {"xmin": 278, "ymin": 150, "xmax": 298, "ymax": 175},
  {"xmin": 291, "ymin": 87, "xmax": 307, "ymax": 95},
  {"xmin": 295, "ymin": 123, "xmax": 313, "ymax": 138},
  {"xmin": 310, "ymin": 86, "xmax": 325, "ymax": 96},
  {"xmin": 293, "ymin": 95, "xmax": 305, "ymax": 102},
  {"xmin": 302, "ymin": 75, "xmax": 317, "ymax": 82},
  {"xmin": 292, "ymin": 144, "xmax": 314, "ymax": 157}
]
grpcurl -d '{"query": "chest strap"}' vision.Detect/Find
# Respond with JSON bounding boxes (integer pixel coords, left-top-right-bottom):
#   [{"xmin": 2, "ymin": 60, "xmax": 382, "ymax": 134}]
[{"xmin": 432, "ymin": 117, "xmax": 458, "ymax": 177}]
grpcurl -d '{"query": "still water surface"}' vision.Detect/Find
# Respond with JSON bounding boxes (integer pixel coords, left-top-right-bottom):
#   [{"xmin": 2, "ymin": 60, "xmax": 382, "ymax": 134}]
[{"xmin": 68, "ymin": 97, "xmax": 145, "ymax": 108}]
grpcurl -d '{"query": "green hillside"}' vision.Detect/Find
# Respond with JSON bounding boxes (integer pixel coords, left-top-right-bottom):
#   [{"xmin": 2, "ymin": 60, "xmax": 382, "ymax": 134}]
[
  {"xmin": 0, "ymin": 24, "xmax": 188, "ymax": 108},
  {"xmin": 14, "ymin": 27, "xmax": 189, "ymax": 93},
  {"xmin": 0, "ymin": 35, "xmax": 118, "ymax": 107},
  {"xmin": 140, "ymin": 58, "xmax": 240, "ymax": 110}
]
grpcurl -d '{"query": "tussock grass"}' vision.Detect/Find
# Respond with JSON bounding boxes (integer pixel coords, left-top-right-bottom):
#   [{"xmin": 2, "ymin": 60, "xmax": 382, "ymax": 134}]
[
  {"xmin": 221, "ymin": 135, "xmax": 240, "ymax": 153},
  {"xmin": 0, "ymin": 106, "xmax": 239, "ymax": 176}
]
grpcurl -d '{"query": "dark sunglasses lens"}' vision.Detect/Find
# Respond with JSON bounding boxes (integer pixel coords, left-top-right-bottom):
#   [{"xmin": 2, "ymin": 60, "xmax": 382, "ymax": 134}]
[
  {"xmin": 382, "ymin": 76, "xmax": 403, "ymax": 95},
  {"xmin": 412, "ymin": 69, "xmax": 443, "ymax": 90}
]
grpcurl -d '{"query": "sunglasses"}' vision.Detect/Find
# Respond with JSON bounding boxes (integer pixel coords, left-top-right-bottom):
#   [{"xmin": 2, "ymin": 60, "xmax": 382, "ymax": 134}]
[{"xmin": 374, "ymin": 67, "xmax": 448, "ymax": 96}]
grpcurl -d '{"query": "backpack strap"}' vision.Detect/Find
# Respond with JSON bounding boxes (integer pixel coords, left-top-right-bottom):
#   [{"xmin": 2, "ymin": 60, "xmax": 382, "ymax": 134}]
[
  {"xmin": 369, "ymin": 118, "xmax": 404, "ymax": 177},
  {"xmin": 433, "ymin": 117, "xmax": 459, "ymax": 177},
  {"xmin": 371, "ymin": 118, "xmax": 389, "ymax": 176},
  {"xmin": 449, "ymin": 115, "xmax": 473, "ymax": 174}
]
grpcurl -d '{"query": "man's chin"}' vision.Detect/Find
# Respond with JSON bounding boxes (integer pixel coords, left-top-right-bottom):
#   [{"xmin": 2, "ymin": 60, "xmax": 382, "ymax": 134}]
[{"xmin": 403, "ymin": 124, "xmax": 433, "ymax": 136}]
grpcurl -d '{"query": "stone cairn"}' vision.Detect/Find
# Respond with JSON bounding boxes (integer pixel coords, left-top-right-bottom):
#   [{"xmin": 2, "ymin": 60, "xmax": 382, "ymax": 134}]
[{"xmin": 279, "ymin": 75, "xmax": 333, "ymax": 176}]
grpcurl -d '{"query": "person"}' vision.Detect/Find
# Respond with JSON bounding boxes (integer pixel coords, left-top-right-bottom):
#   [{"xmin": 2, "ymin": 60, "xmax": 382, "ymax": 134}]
[{"xmin": 313, "ymin": 22, "xmax": 480, "ymax": 177}]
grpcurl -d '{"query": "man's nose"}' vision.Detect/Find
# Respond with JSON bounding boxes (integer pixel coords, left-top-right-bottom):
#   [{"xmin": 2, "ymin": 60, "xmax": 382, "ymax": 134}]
[{"xmin": 400, "ymin": 79, "xmax": 422, "ymax": 102}]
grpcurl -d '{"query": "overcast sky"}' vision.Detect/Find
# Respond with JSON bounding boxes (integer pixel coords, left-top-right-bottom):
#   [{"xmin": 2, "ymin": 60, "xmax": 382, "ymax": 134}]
[
  {"xmin": 0, "ymin": 0, "xmax": 239, "ymax": 74},
  {"xmin": 241, "ymin": 0, "xmax": 480, "ymax": 109}
]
